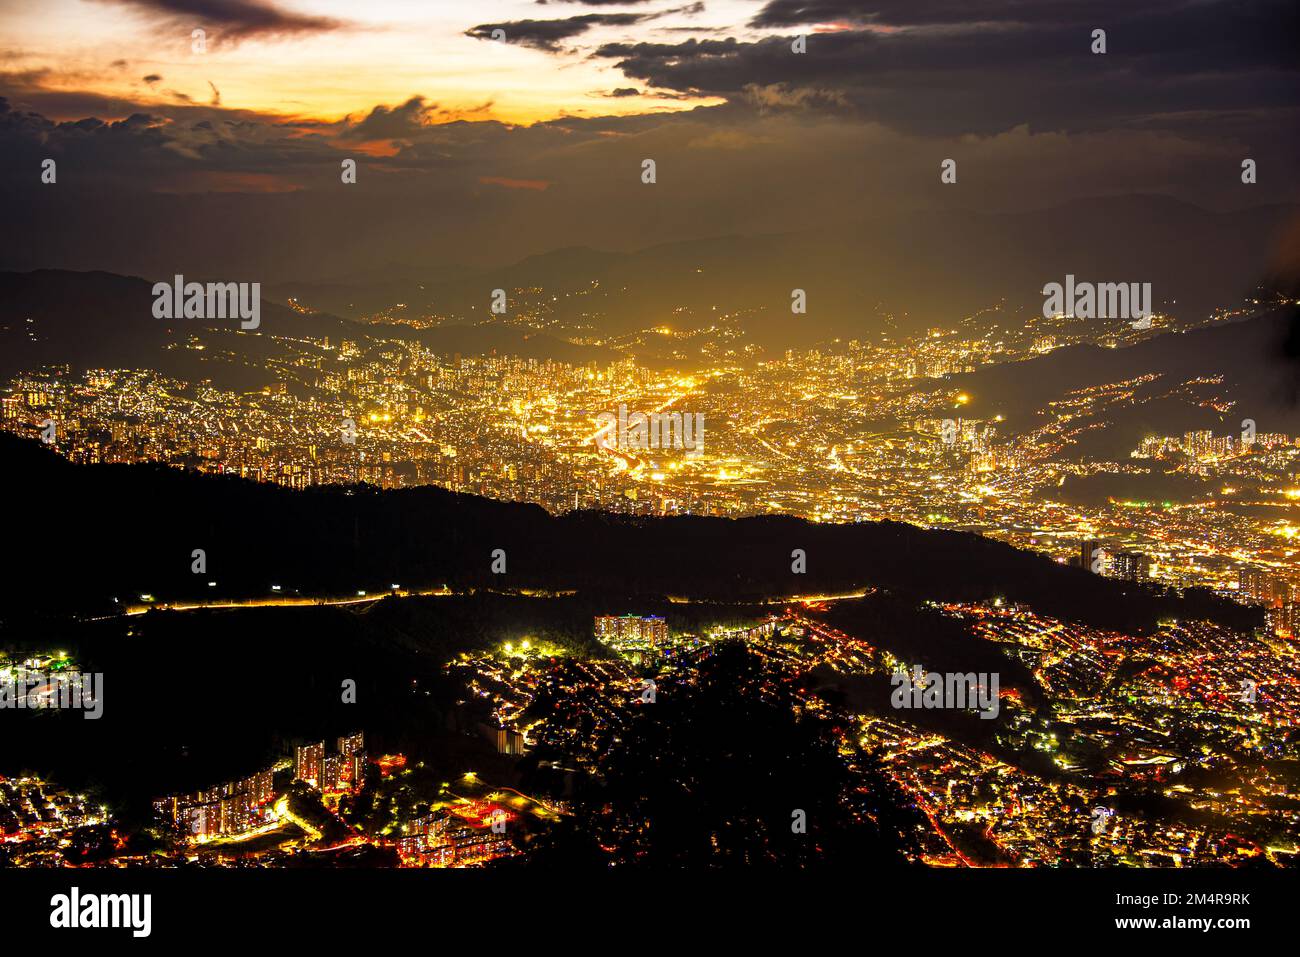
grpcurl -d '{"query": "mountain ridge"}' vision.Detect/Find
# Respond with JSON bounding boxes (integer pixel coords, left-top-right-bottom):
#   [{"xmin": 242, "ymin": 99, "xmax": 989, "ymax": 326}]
[{"xmin": 0, "ymin": 432, "xmax": 1257, "ymax": 635}]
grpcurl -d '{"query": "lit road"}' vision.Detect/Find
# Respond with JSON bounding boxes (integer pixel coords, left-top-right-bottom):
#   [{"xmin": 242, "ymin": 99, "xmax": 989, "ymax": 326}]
[
  {"xmin": 116, "ymin": 585, "xmax": 453, "ymax": 617},
  {"xmin": 94, "ymin": 585, "xmax": 872, "ymax": 620},
  {"xmin": 273, "ymin": 795, "xmax": 322, "ymax": 842}
]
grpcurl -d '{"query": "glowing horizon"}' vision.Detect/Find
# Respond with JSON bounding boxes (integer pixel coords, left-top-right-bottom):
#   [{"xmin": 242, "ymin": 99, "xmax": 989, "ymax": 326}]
[{"xmin": 0, "ymin": 0, "xmax": 749, "ymax": 126}]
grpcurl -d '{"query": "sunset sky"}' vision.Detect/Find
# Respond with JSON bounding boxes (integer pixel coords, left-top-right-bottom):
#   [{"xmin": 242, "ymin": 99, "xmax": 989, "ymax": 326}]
[
  {"xmin": 1, "ymin": 0, "xmax": 753, "ymax": 124},
  {"xmin": 1, "ymin": 0, "xmax": 1296, "ymax": 278}
]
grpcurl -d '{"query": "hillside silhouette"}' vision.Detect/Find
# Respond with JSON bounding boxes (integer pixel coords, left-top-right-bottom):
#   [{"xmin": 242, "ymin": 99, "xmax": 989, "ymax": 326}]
[{"xmin": 0, "ymin": 433, "xmax": 1257, "ymax": 634}]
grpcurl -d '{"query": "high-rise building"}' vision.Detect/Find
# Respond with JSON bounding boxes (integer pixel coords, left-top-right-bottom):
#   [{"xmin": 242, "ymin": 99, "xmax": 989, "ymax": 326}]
[
  {"xmin": 155, "ymin": 766, "xmax": 276, "ymax": 840},
  {"xmin": 496, "ymin": 728, "xmax": 526, "ymax": 756},
  {"xmin": 595, "ymin": 614, "xmax": 668, "ymax": 666},
  {"xmin": 1266, "ymin": 602, "xmax": 1298, "ymax": 636},
  {"xmin": 295, "ymin": 741, "xmax": 324, "ymax": 786},
  {"xmin": 349, "ymin": 753, "xmax": 366, "ymax": 789},
  {"xmin": 594, "ymin": 614, "xmax": 668, "ymax": 647},
  {"xmin": 293, "ymin": 733, "xmax": 367, "ymax": 793},
  {"xmin": 180, "ymin": 804, "xmax": 218, "ymax": 839},
  {"xmin": 1110, "ymin": 551, "xmax": 1149, "ymax": 582},
  {"xmin": 1079, "ymin": 540, "xmax": 1105, "ymax": 573},
  {"xmin": 320, "ymin": 754, "xmax": 344, "ymax": 791},
  {"xmin": 1240, "ymin": 566, "xmax": 1266, "ymax": 601},
  {"xmin": 1240, "ymin": 568, "xmax": 1292, "ymax": 605},
  {"xmin": 1182, "ymin": 430, "xmax": 1214, "ymax": 457}
]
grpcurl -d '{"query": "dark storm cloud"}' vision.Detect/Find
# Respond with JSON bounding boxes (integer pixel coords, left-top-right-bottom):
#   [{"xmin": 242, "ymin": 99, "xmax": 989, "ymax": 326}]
[
  {"xmin": 2, "ymin": 90, "xmax": 131, "ymax": 120},
  {"xmin": 0, "ymin": 92, "xmax": 348, "ymax": 191},
  {"xmin": 0, "ymin": 98, "xmax": 173, "ymax": 170},
  {"xmin": 5, "ymin": 78, "xmax": 1293, "ymax": 283},
  {"xmin": 596, "ymin": 0, "xmax": 1299, "ymax": 136},
  {"xmin": 468, "ymin": 5, "xmax": 703, "ymax": 52},
  {"xmin": 1, "ymin": 0, "xmax": 1296, "ymax": 284},
  {"xmin": 467, "ymin": 14, "xmax": 660, "ymax": 52},
  {"xmin": 749, "ymin": 0, "xmax": 1184, "ymax": 28},
  {"xmin": 336, "ymin": 96, "xmax": 440, "ymax": 141},
  {"xmin": 92, "ymin": 0, "xmax": 347, "ymax": 41}
]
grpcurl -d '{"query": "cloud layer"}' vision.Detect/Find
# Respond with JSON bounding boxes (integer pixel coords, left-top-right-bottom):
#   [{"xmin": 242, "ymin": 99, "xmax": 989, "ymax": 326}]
[{"xmin": 0, "ymin": 0, "xmax": 1295, "ymax": 282}]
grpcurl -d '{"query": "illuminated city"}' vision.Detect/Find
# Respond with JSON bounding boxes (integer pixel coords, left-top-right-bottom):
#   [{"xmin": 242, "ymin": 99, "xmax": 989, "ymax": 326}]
[{"xmin": 1, "ymin": 0, "xmax": 1298, "ymax": 941}]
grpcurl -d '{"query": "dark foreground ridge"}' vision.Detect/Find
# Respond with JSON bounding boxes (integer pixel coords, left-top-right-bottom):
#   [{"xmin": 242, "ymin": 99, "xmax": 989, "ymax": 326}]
[{"xmin": 2, "ymin": 433, "xmax": 1255, "ymax": 633}]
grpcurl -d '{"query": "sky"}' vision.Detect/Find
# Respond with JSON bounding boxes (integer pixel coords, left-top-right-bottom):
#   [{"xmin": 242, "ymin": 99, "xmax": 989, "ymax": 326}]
[
  {"xmin": 1, "ymin": 0, "xmax": 1297, "ymax": 279},
  {"xmin": 0, "ymin": 0, "xmax": 747, "ymax": 123}
]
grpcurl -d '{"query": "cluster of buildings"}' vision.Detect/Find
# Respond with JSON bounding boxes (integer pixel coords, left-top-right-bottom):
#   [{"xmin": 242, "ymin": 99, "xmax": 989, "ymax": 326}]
[
  {"xmin": 1266, "ymin": 603, "xmax": 1300, "ymax": 637},
  {"xmin": 1134, "ymin": 429, "xmax": 1294, "ymax": 462},
  {"xmin": 3, "ymin": 306, "xmax": 1296, "ymax": 599},
  {"xmin": 294, "ymin": 731, "xmax": 367, "ymax": 794},
  {"xmin": 1075, "ymin": 540, "xmax": 1151, "ymax": 581},
  {"xmin": 0, "ymin": 776, "xmax": 104, "ymax": 856},
  {"xmin": 153, "ymin": 767, "xmax": 276, "ymax": 841},
  {"xmin": 394, "ymin": 804, "xmax": 516, "ymax": 867},
  {"xmin": 1239, "ymin": 567, "xmax": 1299, "ymax": 637},
  {"xmin": 150, "ymin": 732, "xmax": 367, "ymax": 842},
  {"xmin": 594, "ymin": 614, "xmax": 669, "ymax": 665},
  {"xmin": 0, "ymin": 348, "xmax": 680, "ymax": 511},
  {"xmin": 1240, "ymin": 566, "xmax": 1297, "ymax": 605},
  {"xmin": 450, "ymin": 643, "xmax": 635, "ymax": 774},
  {"xmin": 817, "ymin": 602, "xmax": 1299, "ymax": 866}
]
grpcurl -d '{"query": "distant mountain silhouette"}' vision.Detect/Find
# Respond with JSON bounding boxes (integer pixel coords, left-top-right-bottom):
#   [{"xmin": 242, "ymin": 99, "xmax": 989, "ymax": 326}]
[
  {"xmin": 0, "ymin": 269, "xmax": 353, "ymax": 385},
  {"xmin": 5, "ymin": 195, "xmax": 1295, "ymax": 375},
  {"xmin": 0, "ymin": 433, "xmax": 1256, "ymax": 634},
  {"xmin": 947, "ymin": 308, "xmax": 1300, "ymax": 457},
  {"xmin": 0, "ymin": 269, "xmax": 608, "ymax": 387},
  {"xmin": 267, "ymin": 196, "xmax": 1299, "ymax": 346}
]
